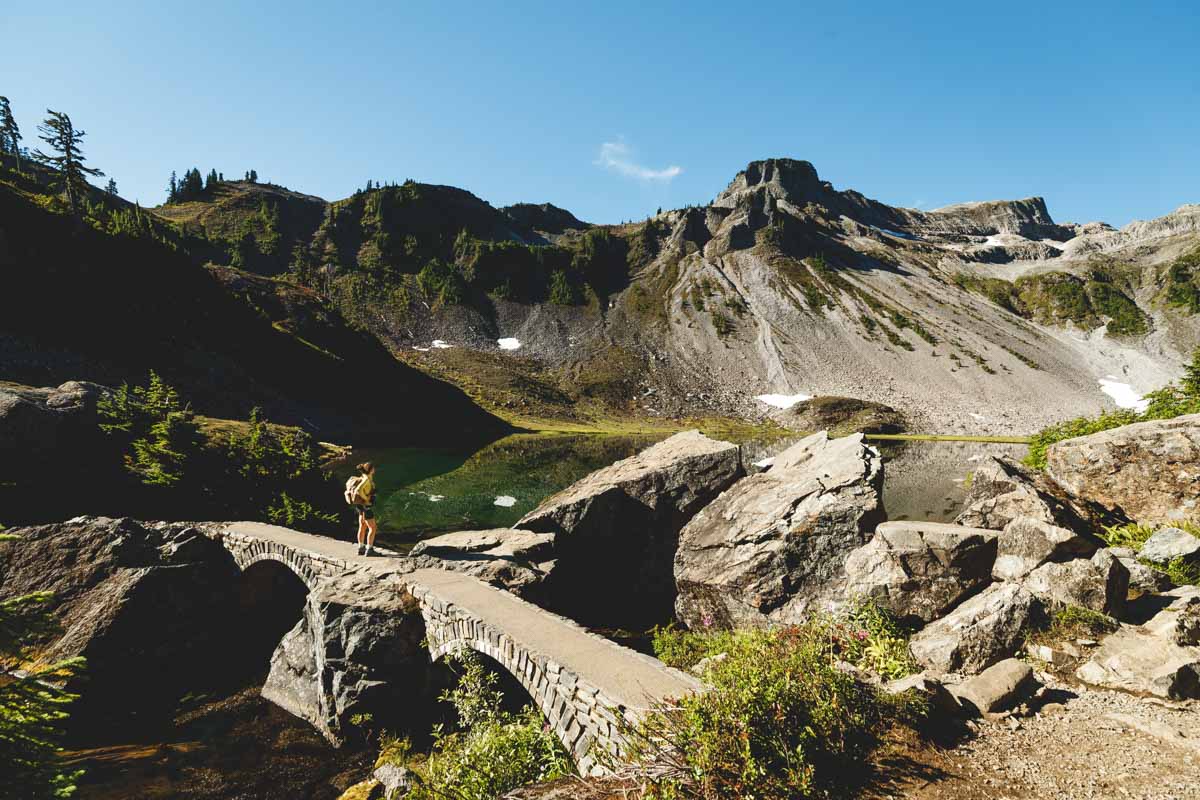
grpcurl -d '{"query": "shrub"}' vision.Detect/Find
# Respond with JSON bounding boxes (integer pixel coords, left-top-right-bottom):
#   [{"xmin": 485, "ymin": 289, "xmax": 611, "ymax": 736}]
[
  {"xmin": 396, "ymin": 651, "xmax": 571, "ymax": 799},
  {"xmin": 0, "ymin": 586, "xmax": 85, "ymax": 799},
  {"xmin": 632, "ymin": 618, "xmax": 922, "ymax": 800},
  {"xmin": 98, "ymin": 371, "xmax": 202, "ymax": 486}
]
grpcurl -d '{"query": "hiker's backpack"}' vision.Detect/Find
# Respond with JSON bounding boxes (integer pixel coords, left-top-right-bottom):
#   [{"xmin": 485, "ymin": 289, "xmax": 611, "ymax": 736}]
[{"xmin": 344, "ymin": 475, "xmax": 365, "ymax": 505}]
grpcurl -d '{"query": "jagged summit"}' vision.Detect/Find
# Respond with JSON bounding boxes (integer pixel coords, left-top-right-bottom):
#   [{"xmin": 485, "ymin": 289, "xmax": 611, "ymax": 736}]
[{"xmin": 713, "ymin": 157, "xmax": 1072, "ymax": 242}]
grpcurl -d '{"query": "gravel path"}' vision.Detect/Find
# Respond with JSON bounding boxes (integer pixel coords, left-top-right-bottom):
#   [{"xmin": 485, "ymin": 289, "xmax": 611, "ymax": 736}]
[{"xmin": 896, "ymin": 671, "xmax": 1200, "ymax": 799}]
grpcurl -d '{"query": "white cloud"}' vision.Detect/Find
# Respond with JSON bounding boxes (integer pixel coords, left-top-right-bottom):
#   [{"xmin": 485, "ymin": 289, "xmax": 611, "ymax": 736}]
[{"xmin": 596, "ymin": 140, "xmax": 682, "ymax": 182}]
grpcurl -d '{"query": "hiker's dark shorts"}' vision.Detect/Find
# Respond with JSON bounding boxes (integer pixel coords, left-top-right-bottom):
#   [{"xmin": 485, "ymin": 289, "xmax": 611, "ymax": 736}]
[{"xmin": 355, "ymin": 504, "xmax": 375, "ymax": 520}]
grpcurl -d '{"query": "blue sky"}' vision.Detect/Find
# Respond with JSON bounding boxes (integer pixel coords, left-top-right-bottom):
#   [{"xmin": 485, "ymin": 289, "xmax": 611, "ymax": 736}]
[{"xmin": 3, "ymin": 1, "xmax": 1197, "ymax": 225}]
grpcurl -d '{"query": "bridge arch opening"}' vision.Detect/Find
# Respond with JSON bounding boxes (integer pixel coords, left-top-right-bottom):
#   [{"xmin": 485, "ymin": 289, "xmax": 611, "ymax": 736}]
[{"xmin": 220, "ymin": 559, "xmax": 311, "ymax": 686}]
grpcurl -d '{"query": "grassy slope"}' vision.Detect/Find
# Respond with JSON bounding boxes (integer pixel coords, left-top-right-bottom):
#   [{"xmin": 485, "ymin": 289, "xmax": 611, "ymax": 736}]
[{"xmin": 0, "ymin": 172, "xmax": 506, "ymax": 444}]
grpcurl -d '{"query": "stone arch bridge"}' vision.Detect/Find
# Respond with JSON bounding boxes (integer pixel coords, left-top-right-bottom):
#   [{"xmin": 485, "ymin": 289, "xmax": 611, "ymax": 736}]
[{"xmin": 217, "ymin": 522, "xmax": 703, "ymax": 776}]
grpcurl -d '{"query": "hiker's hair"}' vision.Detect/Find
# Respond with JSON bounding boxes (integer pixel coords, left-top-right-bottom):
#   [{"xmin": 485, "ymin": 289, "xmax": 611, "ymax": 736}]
[{"xmin": 357, "ymin": 461, "xmax": 374, "ymax": 474}]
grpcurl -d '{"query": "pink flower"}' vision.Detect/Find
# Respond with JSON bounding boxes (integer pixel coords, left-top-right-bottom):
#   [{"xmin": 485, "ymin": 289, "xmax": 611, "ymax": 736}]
[
  {"xmin": 854, "ymin": 630, "xmax": 869, "ymax": 641},
  {"xmin": 701, "ymin": 614, "xmax": 715, "ymax": 628}
]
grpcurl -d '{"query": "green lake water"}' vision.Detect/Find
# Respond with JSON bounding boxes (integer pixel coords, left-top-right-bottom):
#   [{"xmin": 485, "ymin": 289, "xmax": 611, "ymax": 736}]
[
  {"xmin": 335, "ymin": 432, "xmax": 1028, "ymax": 550},
  {"xmin": 337, "ymin": 432, "xmax": 665, "ymax": 545}
]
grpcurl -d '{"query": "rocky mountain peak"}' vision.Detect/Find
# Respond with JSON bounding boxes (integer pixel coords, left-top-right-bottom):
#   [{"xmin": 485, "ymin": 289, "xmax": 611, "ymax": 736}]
[{"xmin": 713, "ymin": 158, "xmax": 833, "ymax": 209}]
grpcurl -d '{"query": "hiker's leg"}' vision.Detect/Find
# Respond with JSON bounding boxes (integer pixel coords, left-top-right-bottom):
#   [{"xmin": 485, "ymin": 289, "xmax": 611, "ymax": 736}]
[
  {"xmin": 356, "ymin": 512, "xmax": 367, "ymax": 544},
  {"xmin": 366, "ymin": 518, "xmax": 378, "ymax": 548}
]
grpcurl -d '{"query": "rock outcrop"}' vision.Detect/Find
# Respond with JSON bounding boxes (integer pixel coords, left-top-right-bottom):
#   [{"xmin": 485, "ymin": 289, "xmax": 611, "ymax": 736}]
[
  {"xmin": 408, "ymin": 529, "xmax": 555, "ymax": 594},
  {"xmin": 909, "ymin": 583, "xmax": 1044, "ymax": 674},
  {"xmin": 992, "ymin": 516, "xmax": 1100, "ymax": 581},
  {"xmin": 0, "ymin": 516, "xmax": 244, "ymax": 732},
  {"xmin": 262, "ymin": 573, "xmax": 434, "ymax": 745},
  {"xmin": 1045, "ymin": 414, "xmax": 1200, "ymax": 525},
  {"xmin": 1022, "ymin": 549, "xmax": 1130, "ymax": 618},
  {"xmin": 517, "ymin": 430, "xmax": 742, "ymax": 628},
  {"xmin": 777, "ymin": 395, "xmax": 905, "ymax": 436},
  {"xmin": 956, "ymin": 457, "xmax": 1091, "ymax": 533},
  {"xmin": 842, "ymin": 520, "xmax": 997, "ymax": 625},
  {"xmin": 673, "ymin": 432, "xmax": 884, "ymax": 628}
]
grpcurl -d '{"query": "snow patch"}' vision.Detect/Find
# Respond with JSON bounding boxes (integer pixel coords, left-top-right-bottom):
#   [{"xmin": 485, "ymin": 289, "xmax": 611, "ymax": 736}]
[
  {"xmin": 869, "ymin": 224, "xmax": 917, "ymax": 240},
  {"xmin": 754, "ymin": 456, "xmax": 776, "ymax": 469},
  {"xmin": 413, "ymin": 346, "xmax": 431, "ymax": 352},
  {"xmin": 755, "ymin": 393, "xmax": 812, "ymax": 409},
  {"xmin": 432, "ymin": 340, "xmax": 453, "ymax": 349},
  {"xmin": 493, "ymin": 495, "xmax": 517, "ymax": 507},
  {"xmin": 1099, "ymin": 378, "xmax": 1149, "ymax": 413},
  {"xmin": 497, "ymin": 337, "xmax": 521, "ymax": 351},
  {"xmin": 969, "ymin": 412, "xmax": 986, "ymax": 421}
]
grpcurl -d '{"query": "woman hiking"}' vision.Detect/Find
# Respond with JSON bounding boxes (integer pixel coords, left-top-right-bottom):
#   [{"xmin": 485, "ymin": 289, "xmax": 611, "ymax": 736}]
[{"xmin": 346, "ymin": 462, "xmax": 378, "ymax": 556}]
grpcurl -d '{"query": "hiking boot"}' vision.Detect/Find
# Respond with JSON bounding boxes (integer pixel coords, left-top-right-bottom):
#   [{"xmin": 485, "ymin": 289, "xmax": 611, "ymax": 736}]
[
  {"xmin": 365, "ymin": 546, "xmax": 376, "ymax": 557},
  {"xmin": 357, "ymin": 544, "xmax": 366, "ymax": 556}
]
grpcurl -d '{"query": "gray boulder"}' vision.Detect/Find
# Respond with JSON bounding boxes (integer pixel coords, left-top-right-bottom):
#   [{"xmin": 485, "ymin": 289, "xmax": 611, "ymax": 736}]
[
  {"xmin": 843, "ymin": 520, "xmax": 997, "ymax": 625},
  {"xmin": 1046, "ymin": 413, "xmax": 1200, "ymax": 525},
  {"xmin": 955, "ymin": 456, "xmax": 1089, "ymax": 532},
  {"xmin": 517, "ymin": 430, "xmax": 743, "ymax": 628},
  {"xmin": 1110, "ymin": 547, "xmax": 1175, "ymax": 594},
  {"xmin": 1138, "ymin": 527, "xmax": 1200, "ymax": 567},
  {"xmin": 949, "ymin": 658, "xmax": 1041, "ymax": 716},
  {"xmin": 883, "ymin": 671, "xmax": 961, "ymax": 716},
  {"xmin": 909, "ymin": 583, "xmax": 1044, "ymax": 674},
  {"xmin": 1076, "ymin": 589, "xmax": 1200, "ymax": 699},
  {"xmin": 674, "ymin": 432, "xmax": 884, "ymax": 628},
  {"xmin": 1022, "ymin": 549, "xmax": 1129, "ymax": 617},
  {"xmin": 408, "ymin": 529, "xmax": 555, "ymax": 594},
  {"xmin": 992, "ymin": 516, "xmax": 1099, "ymax": 581},
  {"xmin": 262, "ymin": 573, "xmax": 433, "ymax": 745}
]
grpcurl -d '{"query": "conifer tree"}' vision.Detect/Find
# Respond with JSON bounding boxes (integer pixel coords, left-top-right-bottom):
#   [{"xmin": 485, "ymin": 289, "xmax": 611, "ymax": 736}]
[
  {"xmin": 0, "ymin": 96, "xmax": 22, "ymax": 173},
  {"xmin": 1184, "ymin": 347, "xmax": 1200, "ymax": 398},
  {"xmin": 105, "ymin": 178, "xmax": 118, "ymax": 195},
  {"xmin": 168, "ymin": 170, "xmax": 178, "ymax": 203},
  {"xmin": 32, "ymin": 110, "xmax": 103, "ymax": 213}
]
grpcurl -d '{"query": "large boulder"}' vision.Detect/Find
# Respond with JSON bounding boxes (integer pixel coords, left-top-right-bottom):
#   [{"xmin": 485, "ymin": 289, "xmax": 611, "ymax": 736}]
[
  {"xmin": 1045, "ymin": 413, "xmax": 1200, "ymax": 525},
  {"xmin": 992, "ymin": 516, "xmax": 1100, "ymax": 581},
  {"xmin": 0, "ymin": 516, "xmax": 243, "ymax": 733},
  {"xmin": 408, "ymin": 529, "xmax": 555, "ymax": 595},
  {"xmin": 955, "ymin": 456, "xmax": 1091, "ymax": 532},
  {"xmin": 0, "ymin": 381, "xmax": 109, "ymax": 479},
  {"xmin": 1022, "ymin": 549, "xmax": 1129, "ymax": 617},
  {"xmin": 262, "ymin": 572, "xmax": 434, "ymax": 745},
  {"xmin": 909, "ymin": 583, "xmax": 1044, "ymax": 674},
  {"xmin": 1110, "ymin": 547, "xmax": 1175, "ymax": 594},
  {"xmin": 516, "ymin": 430, "xmax": 743, "ymax": 628},
  {"xmin": 1076, "ymin": 588, "xmax": 1200, "ymax": 699},
  {"xmin": 842, "ymin": 520, "xmax": 997, "ymax": 625},
  {"xmin": 1138, "ymin": 527, "xmax": 1200, "ymax": 567},
  {"xmin": 674, "ymin": 432, "xmax": 884, "ymax": 628}
]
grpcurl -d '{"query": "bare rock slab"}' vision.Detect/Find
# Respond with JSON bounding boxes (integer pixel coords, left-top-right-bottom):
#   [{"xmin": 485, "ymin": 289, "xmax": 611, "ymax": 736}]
[
  {"xmin": 909, "ymin": 583, "xmax": 1044, "ymax": 675},
  {"xmin": 517, "ymin": 430, "xmax": 743, "ymax": 628},
  {"xmin": 843, "ymin": 520, "xmax": 997, "ymax": 625},
  {"xmin": 674, "ymin": 432, "xmax": 883, "ymax": 628},
  {"xmin": 1046, "ymin": 413, "xmax": 1200, "ymax": 525},
  {"xmin": 992, "ymin": 516, "xmax": 1099, "ymax": 581}
]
